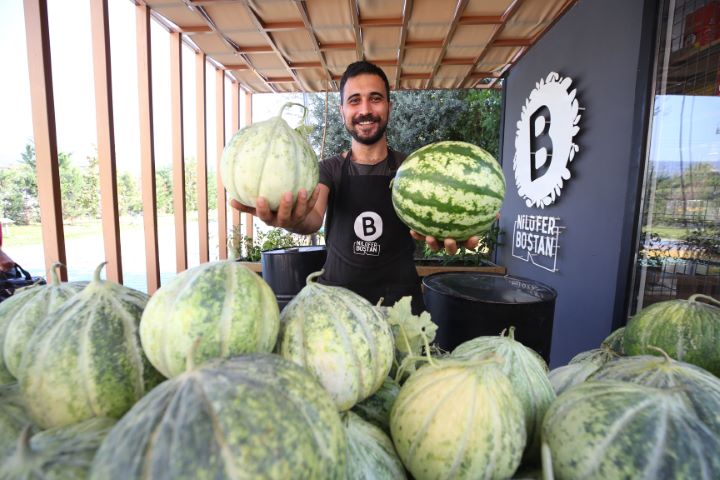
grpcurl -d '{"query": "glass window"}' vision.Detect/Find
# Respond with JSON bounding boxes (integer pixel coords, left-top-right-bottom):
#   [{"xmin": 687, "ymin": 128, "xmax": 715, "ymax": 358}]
[{"xmin": 632, "ymin": 0, "xmax": 720, "ymax": 312}]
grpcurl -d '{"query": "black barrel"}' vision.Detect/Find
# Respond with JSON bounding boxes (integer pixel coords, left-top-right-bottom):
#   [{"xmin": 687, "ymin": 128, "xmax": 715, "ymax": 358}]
[
  {"xmin": 261, "ymin": 246, "xmax": 327, "ymax": 310},
  {"xmin": 422, "ymin": 272, "xmax": 557, "ymax": 363}
]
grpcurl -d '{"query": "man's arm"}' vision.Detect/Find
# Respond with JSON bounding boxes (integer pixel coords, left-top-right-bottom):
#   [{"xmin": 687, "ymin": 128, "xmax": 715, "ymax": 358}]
[{"xmin": 229, "ymin": 183, "xmax": 330, "ymax": 235}]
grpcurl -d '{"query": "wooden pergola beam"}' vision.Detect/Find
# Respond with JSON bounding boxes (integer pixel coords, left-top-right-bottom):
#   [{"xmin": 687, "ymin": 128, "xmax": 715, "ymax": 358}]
[
  {"xmin": 395, "ymin": 0, "xmax": 413, "ymax": 90},
  {"xmin": 90, "ymin": 0, "xmax": 122, "ymax": 283},
  {"xmin": 461, "ymin": 0, "xmax": 524, "ymax": 88},
  {"xmin": 23, "ymin": 0, "xmax": 67, "ymax": 281},
  {"xmin": 295, "ymin": 0, "xmax": 337, "ymax": 90},
  {"xmin": 425, "ymin": 0, "xmax": 470, "ymax": 89},
  {"xmin": 136, "ymin": 3, "xmax": 160, "ymax": 293},
  {"xmin": 240, "ymin": 0, "xmax": 306, "ymax": 92},
  {"xmin": 170, "ymin": 32, "xmax": 187, "ymax": 273},
  {"xmin": 349, "ymin": 0, "xmax": 364, "ymax": 61}
]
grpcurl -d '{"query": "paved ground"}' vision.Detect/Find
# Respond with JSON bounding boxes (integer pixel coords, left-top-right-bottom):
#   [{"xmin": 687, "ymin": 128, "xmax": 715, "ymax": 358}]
[{"xmin": 7, "ymin": 217, "xmax": 224, "ymax": 293}]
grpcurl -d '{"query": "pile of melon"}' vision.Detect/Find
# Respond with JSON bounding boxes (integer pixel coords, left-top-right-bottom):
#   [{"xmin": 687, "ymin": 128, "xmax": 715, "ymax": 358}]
[{"xmin": 1, "ymin": 258, "xmax": 719, "ymax": 479}]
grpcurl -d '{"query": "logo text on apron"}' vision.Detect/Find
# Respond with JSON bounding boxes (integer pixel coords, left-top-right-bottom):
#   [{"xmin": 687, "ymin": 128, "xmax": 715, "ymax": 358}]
[{"xmin": 353, "ymin": 211, "xmax": 382, "ymax": 256}]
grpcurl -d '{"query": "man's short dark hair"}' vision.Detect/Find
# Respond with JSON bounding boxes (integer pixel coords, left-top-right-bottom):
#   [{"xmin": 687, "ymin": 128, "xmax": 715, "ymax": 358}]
[{"xmin": 339, "ymin": 61, "xmax": 391, "ymax": 104}]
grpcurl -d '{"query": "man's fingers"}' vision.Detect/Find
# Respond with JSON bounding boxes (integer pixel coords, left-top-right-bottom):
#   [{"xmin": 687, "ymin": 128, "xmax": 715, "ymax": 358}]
[
  {"xmin": 409, "ymin": 230, "xmax": 425, "ymax": 242},
  {"xmin": 426, "ymin": 235, "xmax": 441, "ymax": 252},
  {"xmin": 229, "ymin": 199, "xmax": 256, "ymax": 215},
  {"xmin": 444, "ymin": 238, "xmax": 458, "ymax": 255},
  {"xmin": 255, "ymin": 197, "xmax": 276, "ymax": 224},
  {"xmin": 293, "ymin": 189, "xmax": 309, "ymax": 220},
  {"xmin": 306, "ymin": 187, "xmax": 320, "ymax": 212},
  {"xmin": 464, "ymin": 236, "xmax": 480, "ymax": 250},
  {"xmin": 274, "ymin": 191, "xmax": 294, "ymax": 227}
]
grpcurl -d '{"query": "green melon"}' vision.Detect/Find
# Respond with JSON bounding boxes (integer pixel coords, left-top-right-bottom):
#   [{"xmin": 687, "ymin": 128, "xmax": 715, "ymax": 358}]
[
  {"xmin": 542, "ymin": 380, "xmax": 720, "ymax": 479},
  {"xmin": 548, "ymin": 346, "xmax": 618, "ymax": 395},
  {"xmin": 277, "ymin": 271, "xmax": 394, "ymax": 411},
  {"xmin": 589, "ymin": 351, "xmax": 720, "ymax": 433},
  {"xmin": 600, "ymin": 326, "xmax": 625, "ymax": 354},
  {"xmin": 221, "ymin": 102, "xmax": 319, "ymax": 211},
  {"xmin": 351, "ymin": 376, "xmax": 400, "ymax": 435},
  {"xmin": 390, "ymin": 357, "xmax": 526, "ymax": 480},
  {"xmin": 18, "ymin": 263, "xmax": 164, "ymax": 429},
  {"xmin": 343, "ymin": 411, "xmax": 406, "ymax": 480},
  {"xmin": 89, "ymin": 353, "xmax": 347, "ymax": 480},
  {"xmin": 624, "ymin": 294, "xmax": 720, "ymax": 376},
  {"xmin": 0, "ymin": 417, "xmax": 115, "ymax": 480},
  {"xmin": 391, "ymin": 141, "xmax": 505, "ymax": 240},
  {"xmin": 140, "ymin": 260, "xmax": 280, "ymax": 378},
  {"xmin": 0, "ymin": 384, "xmax": 33, "ymax": 462},
  {"xmin": 451, "ymin": 327, "xmax": 555, "ymax": 463},
  {"xmin": 0, "ymin": 263, "xmax": 86, "ymax": 380}
]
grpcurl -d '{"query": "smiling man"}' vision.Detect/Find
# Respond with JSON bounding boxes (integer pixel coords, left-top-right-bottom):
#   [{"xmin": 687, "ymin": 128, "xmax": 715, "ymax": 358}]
[{"xmin": 231, "ymin": 61, "xmax": 476, "ymax": 312}]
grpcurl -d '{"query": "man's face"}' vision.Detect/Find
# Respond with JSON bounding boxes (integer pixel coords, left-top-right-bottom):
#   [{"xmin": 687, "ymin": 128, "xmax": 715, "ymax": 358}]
[{"xmin": 340, "ymin": 73, "xmax": 390, "ymax": 146}]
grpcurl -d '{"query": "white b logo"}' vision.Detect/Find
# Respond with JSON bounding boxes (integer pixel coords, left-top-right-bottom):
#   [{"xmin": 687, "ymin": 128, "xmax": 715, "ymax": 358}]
[
  {"xmin": 354, "ymin": 211, "xmax": 383, "ymax": 241},
  {"xmin": 513, "ymin": 72, "xmax": 581, "ymax": 209}
]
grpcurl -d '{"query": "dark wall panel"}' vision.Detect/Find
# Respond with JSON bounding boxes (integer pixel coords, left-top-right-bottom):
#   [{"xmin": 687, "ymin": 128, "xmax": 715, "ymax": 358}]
[{"xmin": 497, "ymin": 0, "xmax": 654, "ymax": 366}]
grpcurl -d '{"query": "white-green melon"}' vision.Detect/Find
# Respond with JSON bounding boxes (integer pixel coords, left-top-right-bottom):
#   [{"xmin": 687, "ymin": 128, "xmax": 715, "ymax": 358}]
[
  {"xmin": 277, "ymin": 272, "xmax": 394, "ymax": 411},
  {"xmin": 89, "ymin": 354, "xmax": 347, "ymax": 480},
  {"xmin": 390, "ymin": 357, "xmax": 526, "ymax": 480},
  {"xmin": 140, "ymin": 260, "xmax": 280, "ymax": 378},
  {"xmin": 221, "ymin": 102, "xmax": 319, "ymax": 211},
  {"xmin": 19, "ymin": 263, "xmax": 164, "ymax": 429},
  {"xmin": 0, "ymin": 263, "xmax": 86, "ymax": 380},
  {"xmin": 343, "ymin": 411, "xmax": 406, "ymax": 480}
]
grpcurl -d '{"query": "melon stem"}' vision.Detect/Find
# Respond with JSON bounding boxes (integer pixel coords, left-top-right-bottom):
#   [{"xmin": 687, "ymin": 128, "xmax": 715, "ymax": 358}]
[
  {"xmin": 278, "ymin": 102, "xmax": 309, "ymax": 124},
  {"xmin": 15, "ymin": 425, "xmax": 33, "ymax": 463},
  {"xmin": 647, "ymin": 345, "xmax": 673, "ymax": 363},
  {"xmin": 306, "ymin": 270, "xmax": 324, "ymax": 285},
  {"xmin": 93, "ymin": 262, "xmax": 108, "ymax": 283},
  {"xmin": 50, "ymin": 262, "xmax": 64, "ymax": 286},
  {"xmin": 688, "ymin": 294, "xmax": 720, "ymax": 308}
]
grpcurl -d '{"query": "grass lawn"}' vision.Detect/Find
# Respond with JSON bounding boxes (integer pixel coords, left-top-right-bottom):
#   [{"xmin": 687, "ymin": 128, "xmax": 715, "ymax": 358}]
[
  {"xmin": 643, "ymin": 225, "xmax": 694, "ymax": 241},
  {"xmin": 3, "ymin": 218, "xmax": 148, "ymax": 247}
]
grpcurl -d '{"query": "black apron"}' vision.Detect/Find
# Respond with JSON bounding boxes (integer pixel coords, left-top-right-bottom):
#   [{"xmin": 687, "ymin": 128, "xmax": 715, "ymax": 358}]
[{"xmin": 318, "ymin": 149, "xmax": 425, "ymax": 314}]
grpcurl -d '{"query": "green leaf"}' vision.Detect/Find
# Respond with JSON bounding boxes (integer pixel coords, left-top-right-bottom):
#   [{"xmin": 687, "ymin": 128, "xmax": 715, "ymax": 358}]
[{"xmin": 385, "ymin": 297, "xmax": 437, "ymax": 356}]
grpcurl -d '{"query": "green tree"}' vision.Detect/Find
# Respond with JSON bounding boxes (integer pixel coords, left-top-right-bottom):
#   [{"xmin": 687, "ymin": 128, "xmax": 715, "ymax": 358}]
[
  {"xmin": 118, "ymin": 171, "xmax": 142, "ymax": 216},
  {"xmin": 78, "ymin": 155, "xmax": 100, "ymax": 218},
  {"xmin": 155, "ymin": 166, "xmax": 173, "ymax": 214}
]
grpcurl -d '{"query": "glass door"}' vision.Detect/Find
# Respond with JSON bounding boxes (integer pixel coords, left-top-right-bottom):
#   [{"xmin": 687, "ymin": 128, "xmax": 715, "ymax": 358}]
[{"xmin": 632, "ymin": 0, "xmax": 720, "ymax": 312}]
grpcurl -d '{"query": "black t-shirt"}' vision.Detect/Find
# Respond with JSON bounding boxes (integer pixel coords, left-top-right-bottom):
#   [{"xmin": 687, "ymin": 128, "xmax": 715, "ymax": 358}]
[{"xmin": 318, "ymin": 150, "xmax": 407, "ymax": 193}]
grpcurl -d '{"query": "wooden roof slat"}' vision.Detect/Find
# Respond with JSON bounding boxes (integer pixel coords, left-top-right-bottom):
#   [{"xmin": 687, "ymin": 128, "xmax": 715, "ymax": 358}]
[
  {"xmin": 460, "ymin": 0, "xmax": 524, "ymax": 88},
  {"xmin": 395, "ymin": 0, "xmax": 412, "ymax": 90},
  {"xmin": 349, "ymin": 0, "xmax": 364, "ymax": 61},
  {"xmin": 294, "ymin": 0, "xmax": 337, "ymax": 90},
  {"xmin": 238, "ymin": 0, "xmax": 306, "ymax": 92},
  {"xmin": 425, "ymin": 0, "xmax": 471, "ymax": 89},
  {"xmin": 189, "ymin": 3, "xmax": 277, "ymax": 93}
]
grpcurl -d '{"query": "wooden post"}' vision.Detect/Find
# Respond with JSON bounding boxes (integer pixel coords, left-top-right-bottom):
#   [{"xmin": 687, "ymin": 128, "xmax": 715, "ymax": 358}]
[
  {"xmin": 23, "ymin": 0, "xmax": 67, "ymax": 280},
  {"xmin": 216, "ymin": 69, "xmax": 227, "ymax": 259},
  {"xmin": 170, "ymin": 32, "xmax": 187, "ymax": 272},
  {"xmin": 196, "ymin": 52, "xmax": 209, "ymax": 264}
]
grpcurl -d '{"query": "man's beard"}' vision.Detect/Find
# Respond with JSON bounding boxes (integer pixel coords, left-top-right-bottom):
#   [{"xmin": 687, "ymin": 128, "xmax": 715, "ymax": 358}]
[{"xmin": 345, "ymin": 113, "xmax": 388, "ymax": 145}]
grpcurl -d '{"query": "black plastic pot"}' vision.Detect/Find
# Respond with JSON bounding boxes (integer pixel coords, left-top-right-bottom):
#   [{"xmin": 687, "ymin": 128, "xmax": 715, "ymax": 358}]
[
  {"xmin": 422, "ymin": 272, "xmax": 557, "ymax": 363},
  {"xmin": 261, "ymin": 246, "xmax": 327, "ymax": 310}
]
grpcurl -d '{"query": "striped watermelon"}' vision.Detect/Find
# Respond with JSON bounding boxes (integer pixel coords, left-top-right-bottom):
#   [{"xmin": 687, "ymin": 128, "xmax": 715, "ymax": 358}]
[
  {"xmin": 624, "ymin": 294, "xmax": 720, "ymax": 376},
  {"xmin": 140, "ymin": 260, "xmax": 280, "ymax": 378},
  {"xmin": 391, "ymin": 141, "xmax": 505, "ymax": 240},
  {"xmin": 1, "ymin": 418, "xmax": 115, "ymax": 479},
  {"xmin": 343, "ymin": 411, "xmax": 406, "ymax": 480},
  {"xmin": 19, "ymin": 263, "xmax": 164, "ymax": 429},
  {"xmin": 221, "ymin": 102, "xmax": 319, "ymax": 211},
  {"xmin": 0, "ymin": 262, "xmax": 86, "ymax": 380},
  {"xmin": 89, "ymin": 354, "xmax": 347, "ymax": 480},
  {"xmin": 277, "ymin": 272, "xmax": 394, "ymax": 411},
  {"xmin": 542, "ymin": 380, "xmax": 720, "ymax": 479},
  {"xmin": 390, "ymin": 357, "xmax": 526, "ymax": 479}
]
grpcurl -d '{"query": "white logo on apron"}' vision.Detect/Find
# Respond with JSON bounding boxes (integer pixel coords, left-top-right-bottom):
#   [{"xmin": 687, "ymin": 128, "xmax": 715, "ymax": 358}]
[{"xmin": 354, "ymin": 211, "xmax": 383, "ymax": 241}]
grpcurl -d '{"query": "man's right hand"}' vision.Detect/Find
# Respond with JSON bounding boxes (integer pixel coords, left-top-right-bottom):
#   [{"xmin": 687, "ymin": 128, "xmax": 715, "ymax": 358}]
[{"xmin": 229, "ymin": 187, "xmax": 320, "ymax": 232}]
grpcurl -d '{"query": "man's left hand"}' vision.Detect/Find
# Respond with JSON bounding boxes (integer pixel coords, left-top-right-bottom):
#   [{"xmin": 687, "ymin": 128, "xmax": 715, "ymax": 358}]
[{"xmin": 410, "ymin": 231, "xmax": 479, "ymax": 255}]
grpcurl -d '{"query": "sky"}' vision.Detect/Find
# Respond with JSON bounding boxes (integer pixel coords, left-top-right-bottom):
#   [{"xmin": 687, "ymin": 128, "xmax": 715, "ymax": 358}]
[{"xmin": 0, "ymin": 0, "xmax": 304, "ymax": 176}]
